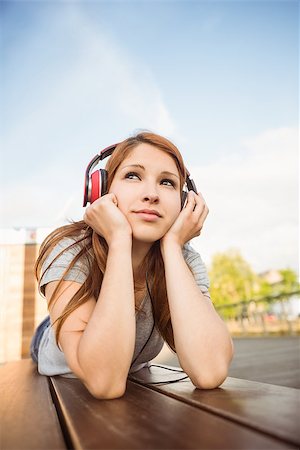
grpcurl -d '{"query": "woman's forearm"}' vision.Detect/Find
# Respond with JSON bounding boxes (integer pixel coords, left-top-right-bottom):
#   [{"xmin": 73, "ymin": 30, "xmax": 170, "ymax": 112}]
[
  {"xmin": 161, "ymin": 241, "xmax": 233, "ymax": 389},
  {"xmin": 77, "ymin": 238, "xmax": 136, "ymax": 397}
]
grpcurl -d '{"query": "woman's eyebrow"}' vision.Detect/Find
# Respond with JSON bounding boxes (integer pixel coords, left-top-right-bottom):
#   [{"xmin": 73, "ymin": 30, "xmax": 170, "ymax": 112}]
[
  {"xmin": 121, "ymin": 164, "xmax": 179, "ymax": 179},
  {"xmin": 161, "ymin": 170, "xmax": 180, "ymax": 180},
  {"xmin": 121, "ymin": 164, "xmax": 145, "ymax": 171}
]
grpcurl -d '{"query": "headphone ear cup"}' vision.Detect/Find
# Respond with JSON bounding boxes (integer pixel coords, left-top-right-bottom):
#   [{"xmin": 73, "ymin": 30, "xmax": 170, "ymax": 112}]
[
  {"xmin": 90, "ymin": 171, "xmax": 100, "ymax": 204},
  {"xmin": 100, "ymin": 169, "xmax": 108, "ymax": 196},
  {"xmin": 181, "ymin": 191, "xmax": 188, "ymax": 209},
  {"xmin": 90, "ymin": 169, "xmax": 108, "ymax": 204}
]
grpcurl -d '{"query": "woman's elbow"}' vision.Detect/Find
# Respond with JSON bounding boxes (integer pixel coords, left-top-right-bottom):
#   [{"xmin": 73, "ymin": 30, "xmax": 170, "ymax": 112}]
[
  {"xmin": 84, "ymin": 379, "xmax": 126, "ymax": 400},
  {"xmin": 190, "ymin": 362, "xmax": 231, "ymax": 390},
  {"xmin": 192, "ymin": 373, "xmax": 227, "ymax": 390}
]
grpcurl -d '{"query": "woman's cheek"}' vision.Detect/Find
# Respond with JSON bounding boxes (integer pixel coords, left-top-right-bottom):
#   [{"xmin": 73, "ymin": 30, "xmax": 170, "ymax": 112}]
[
  {"xmin": 165, "ymin": 207, "xmax": 180, "ymax": 231},
  {"xmin": 172, "ymin": 197, "xmax": 182, "ymax": 218}
]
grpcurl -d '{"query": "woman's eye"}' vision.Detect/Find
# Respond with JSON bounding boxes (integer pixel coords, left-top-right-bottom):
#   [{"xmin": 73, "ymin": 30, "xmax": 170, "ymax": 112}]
[
  {"xmin": 125, "ymin": 172, "xmax": 140, "ymax": 180},
  {"xmin": 161, "ymin": 179, "xmax": 176, "ymax": 187}
]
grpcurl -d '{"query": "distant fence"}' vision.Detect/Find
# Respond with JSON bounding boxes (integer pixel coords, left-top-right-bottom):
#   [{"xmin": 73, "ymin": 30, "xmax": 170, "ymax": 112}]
[{"xmin": 216, "ymin": 291, "xmax": 300, "ymax": 336}]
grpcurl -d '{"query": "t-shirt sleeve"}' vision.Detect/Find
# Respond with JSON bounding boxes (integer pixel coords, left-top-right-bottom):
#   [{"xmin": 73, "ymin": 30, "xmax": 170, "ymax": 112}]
[
  {"xmin": 39, "ymin": 237, "xmax": 90, "ymax": 296},
  {"xmin": 182, "ymin": 242, "xmax": 211, "ymax": 299}
]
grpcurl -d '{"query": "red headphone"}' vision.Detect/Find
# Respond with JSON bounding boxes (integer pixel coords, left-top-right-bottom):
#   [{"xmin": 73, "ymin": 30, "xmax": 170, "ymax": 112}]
[{"xmin": 83, "ymin": 144, "xmax": 198, "ymax": 208}]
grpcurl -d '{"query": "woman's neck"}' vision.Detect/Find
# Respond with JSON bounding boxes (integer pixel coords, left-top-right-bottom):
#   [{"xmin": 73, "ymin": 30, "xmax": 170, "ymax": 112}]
[{"xmin": 131, "ymin": 240, "xmax": 152, "ymax": 278}]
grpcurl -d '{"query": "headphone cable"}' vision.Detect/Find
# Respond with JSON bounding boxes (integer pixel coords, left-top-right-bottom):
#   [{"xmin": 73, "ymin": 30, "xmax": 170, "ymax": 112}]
[{"xmin": 129, "ymin": 276, "xmax": 190, "ymax": 385}]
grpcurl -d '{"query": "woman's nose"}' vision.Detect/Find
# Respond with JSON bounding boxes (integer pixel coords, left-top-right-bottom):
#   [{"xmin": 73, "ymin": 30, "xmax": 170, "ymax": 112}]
[{"xmin": 143, "ymin": 193, "xmax": 159, "ymax": 203}]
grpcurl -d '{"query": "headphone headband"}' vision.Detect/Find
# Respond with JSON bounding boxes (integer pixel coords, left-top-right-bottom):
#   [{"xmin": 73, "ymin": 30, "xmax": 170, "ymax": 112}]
[{"xmin": 85, "ymin": 144, "xmax": 118, "ymax": 175}]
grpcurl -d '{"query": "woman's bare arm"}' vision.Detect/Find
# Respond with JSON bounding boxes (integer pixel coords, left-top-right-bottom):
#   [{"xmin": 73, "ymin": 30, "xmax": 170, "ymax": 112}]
[
  {"xmin": 161, "ymin": 240, "xmax": 233, "ymax": 389},
  {"xmin": 46, "ymin": 237, "xmax": 135, "ymax": 399}
]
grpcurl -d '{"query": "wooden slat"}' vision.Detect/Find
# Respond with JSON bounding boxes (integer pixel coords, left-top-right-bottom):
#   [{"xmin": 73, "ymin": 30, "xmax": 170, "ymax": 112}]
[
  {"xmin": 49, "ymin": 375, "xmax": 294, "ymax": 450},
  {"xmin": 128, "ymin": 364, "xmax": 300, "ymax": 447},
  {"xmin": 0, "ymin": 359, "xmax": 66, "ymax": 450}
]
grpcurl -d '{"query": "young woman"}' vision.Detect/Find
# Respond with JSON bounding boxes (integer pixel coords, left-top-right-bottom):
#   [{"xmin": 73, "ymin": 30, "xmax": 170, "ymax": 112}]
[{"xmin": 31, "ymin": 132, "xmax": 233, "ymax": 399}]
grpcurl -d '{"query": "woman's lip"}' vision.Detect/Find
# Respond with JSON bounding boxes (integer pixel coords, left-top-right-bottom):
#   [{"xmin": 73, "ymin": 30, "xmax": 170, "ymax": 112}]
[{"xmin": 134, "ymin": 212, "xmax": 161, "ymax": 222}]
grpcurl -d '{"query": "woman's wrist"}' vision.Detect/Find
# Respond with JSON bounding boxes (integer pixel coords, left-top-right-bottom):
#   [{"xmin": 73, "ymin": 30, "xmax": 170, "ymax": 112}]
[
  {"xmin": 108, "ymin": 234, "xmax": 132, "ymax": 252},
  {"xmin": 160, "ymin": 237, "xmax": 182, "ymax": 259}
]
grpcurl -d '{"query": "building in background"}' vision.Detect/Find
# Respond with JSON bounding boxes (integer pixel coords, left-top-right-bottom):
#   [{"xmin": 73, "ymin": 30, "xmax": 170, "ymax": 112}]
[{"xmin": 0, "ymin": 228, "xmax": 53, "ymax": 362}]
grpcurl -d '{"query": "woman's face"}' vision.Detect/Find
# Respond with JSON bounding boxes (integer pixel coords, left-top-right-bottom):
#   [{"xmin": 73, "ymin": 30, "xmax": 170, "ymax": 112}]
[{"xmin": 109, "ymin": 143, "xmax": 182, "ymax": 244}]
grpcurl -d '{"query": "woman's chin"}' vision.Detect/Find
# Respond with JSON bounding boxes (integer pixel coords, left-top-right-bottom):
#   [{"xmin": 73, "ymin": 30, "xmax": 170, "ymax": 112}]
[
  {"xmin": 132, "ymin": 236, "xmax": 158, "ymax": 245},
  {"xmin": 132, "ymin": 230, "xmax": 163, "ymax": 245}
]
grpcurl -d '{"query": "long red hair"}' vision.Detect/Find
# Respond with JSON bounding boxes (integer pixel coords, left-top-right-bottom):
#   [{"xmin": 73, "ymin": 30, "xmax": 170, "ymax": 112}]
[{"xmin": 35, "ymin": 132, "xmax": 187, "ymax": 352}]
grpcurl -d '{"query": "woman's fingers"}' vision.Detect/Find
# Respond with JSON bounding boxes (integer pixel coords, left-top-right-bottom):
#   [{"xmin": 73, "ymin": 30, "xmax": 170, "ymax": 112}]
[
  {"xmin": 186, "ymin": 191, "xmax": 208, "ymax": 217},
  {"xmin": 83, "ymin": 192, "xmax": 132, "ymax": 244},
  {"xmin": 186, "ymin": 191, "xmax": 209, "ymax": 236},
  {"xmin": 184, "ymin": 190, "xmax": 197, "ymax": 212}
]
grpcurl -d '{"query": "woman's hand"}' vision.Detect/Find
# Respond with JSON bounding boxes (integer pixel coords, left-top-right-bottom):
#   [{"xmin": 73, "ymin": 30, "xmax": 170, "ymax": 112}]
[
  {"xmin": 161, "ymin": 191, "xmax": 209, "ymax": 249},
  {"xmin": 83, "ymin": 194, "xmax": 132, "ymax": 246}
]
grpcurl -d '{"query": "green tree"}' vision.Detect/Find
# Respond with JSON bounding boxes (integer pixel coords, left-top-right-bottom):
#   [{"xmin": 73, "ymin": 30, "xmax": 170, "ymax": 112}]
[
  {"xmin": 257, "ymin": 268, "xmax": 299, "ymax": 300},
  {"xmin": 209, "ymin": 249, "xmax": 260, "ymax": 319},
  {"xmin": 209, "ymin": 250, "xmax": 299, "ymax": 320},
  {"xmin": 277, "ymin": 269, "xmax": 300, "ymax": 294}
]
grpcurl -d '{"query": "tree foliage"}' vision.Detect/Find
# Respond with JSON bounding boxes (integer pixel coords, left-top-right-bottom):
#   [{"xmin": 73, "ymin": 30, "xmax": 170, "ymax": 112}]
[
  {"xmin": 277, "ymin": 269, "xmax": 299, "ymax": 293},
  {"xmin": 208, "ymin": 249, "xmax": 299, "ymax": 319}
]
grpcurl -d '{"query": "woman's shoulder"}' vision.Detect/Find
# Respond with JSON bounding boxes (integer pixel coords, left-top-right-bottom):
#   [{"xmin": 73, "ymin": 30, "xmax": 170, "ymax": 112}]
[
  {"xmin": 182, "ymin": 242, "xmax": 210, "ymax": 291},
  {"xmin": 39, "ymin": 231, "xmax": 92, "ymax": 294},
  {"xmin": 182, "ymin": 241, "xmax": 201, "ymax": 261},
  {"xmin": 51, "ymin": 234, "xmax": 87, "ymax": 256},
  {"xmin": 45, "ymin": 230, "xmax": 92, "ymax": 260}
]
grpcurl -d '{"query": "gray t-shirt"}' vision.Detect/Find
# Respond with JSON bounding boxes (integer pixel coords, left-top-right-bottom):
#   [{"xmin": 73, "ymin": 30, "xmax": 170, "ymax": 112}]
[{"xmin": 37, "ymin": 237, "xmax": 210, "ymax": 377}]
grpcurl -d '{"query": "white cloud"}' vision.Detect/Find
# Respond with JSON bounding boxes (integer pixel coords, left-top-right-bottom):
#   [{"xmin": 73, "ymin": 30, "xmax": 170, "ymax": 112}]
[
  {"xmin": 1, "ymin": 123, "xmax": 298, "ymax": 278},
  {"xmin": 190, "ymin": 127, "xmax": 299, "ymax": 274},
  {"xmin": 1, "ymin": 127, "xmax": 298, "ymax": 276}
]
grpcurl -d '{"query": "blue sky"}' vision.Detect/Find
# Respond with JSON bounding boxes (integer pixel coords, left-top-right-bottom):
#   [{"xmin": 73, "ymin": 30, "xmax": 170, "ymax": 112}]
[{"xmin": 1, "ymin": 0, "xmax": 298, "ymax": 274}]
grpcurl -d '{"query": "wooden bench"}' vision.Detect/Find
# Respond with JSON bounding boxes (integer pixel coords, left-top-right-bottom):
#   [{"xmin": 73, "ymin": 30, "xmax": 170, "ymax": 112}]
[{"xmin": 1, "ymin": 359, "xmax": 299, "ymax": 449}]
